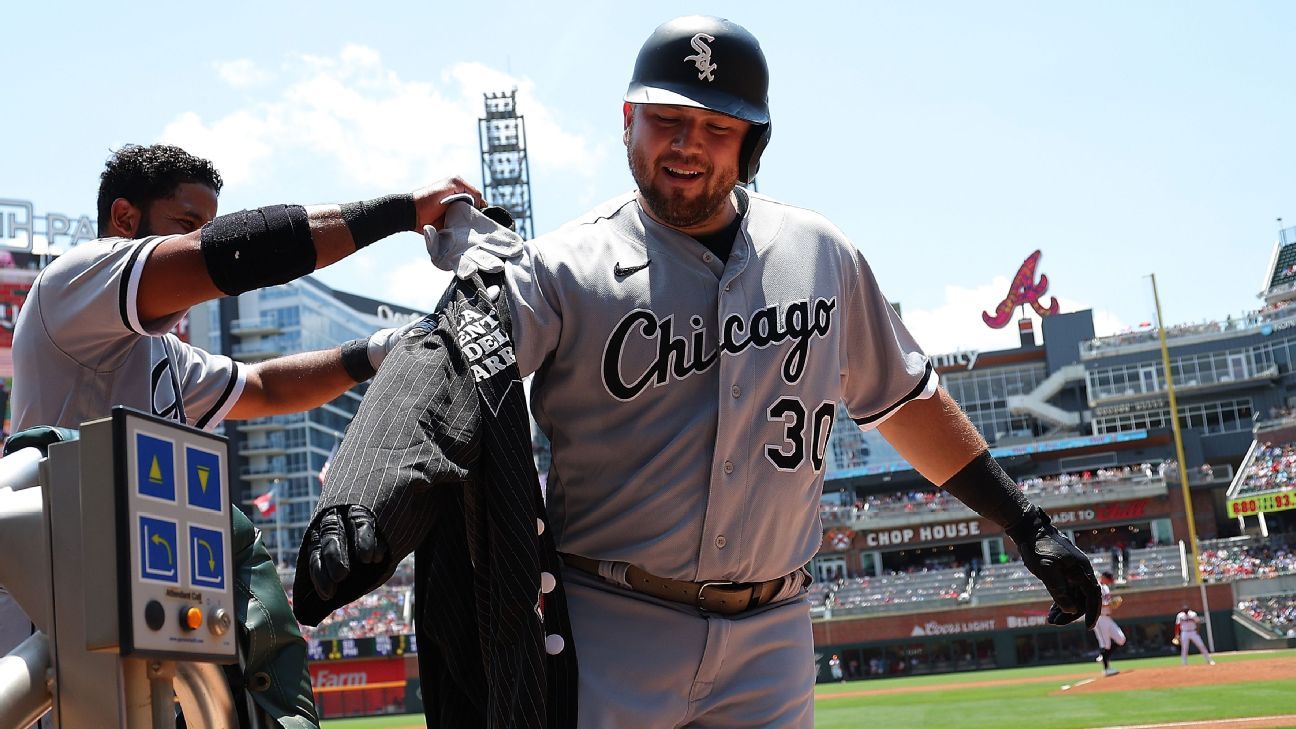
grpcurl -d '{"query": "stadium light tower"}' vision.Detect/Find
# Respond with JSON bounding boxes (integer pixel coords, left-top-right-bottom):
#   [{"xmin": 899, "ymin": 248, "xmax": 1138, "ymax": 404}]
[{"xmin": 478, "ymin": 89, "xmax": 535, "ymax": 239}]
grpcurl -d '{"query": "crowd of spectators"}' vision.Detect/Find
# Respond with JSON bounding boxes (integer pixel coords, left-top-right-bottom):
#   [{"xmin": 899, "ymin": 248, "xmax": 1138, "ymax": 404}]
[
  {"xmin": 1082, "ymin": 300, "xmax": 1296, "ymax": 353},
  {"xmin": 1238, "ymin": 596, "xmax": 1296, "ymax": 637},
  {"xmin": 1198, "ymin": 538, "xmax": 1296, "ymax": 581},
  {"xmin": 297, "ymin": 587, "xmax": 413, "ymax": 641},
  {"xmin": 821, "ymin": 462, "xmax": 1171, "ymax": 524},
  {"xmin": 810, "ymin": 567, "xmax": 969, "ymax": 616},
  {"xmin": 1235, "ymin": 442, "xmax": 1296, "ymax": 496}
]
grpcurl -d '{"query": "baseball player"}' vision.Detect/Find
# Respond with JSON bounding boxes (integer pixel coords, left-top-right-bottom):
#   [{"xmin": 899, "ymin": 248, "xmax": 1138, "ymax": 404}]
[
  {"xmin": 4, "ymin": 143, "xmax": 482, "ymax": 727},
  {"xmin": 307, "ymin": 15, "xmax": 1101, "ymax": 728},
  {"xmin": 829, "ymin": 653, "xmax": 845, "ymax": 682},
  {"xmin": 1093, "ymin": 571, "xmax": 1125, "ymax": 676},
  {"xmin": 1174, "ymin": 604, "xmax": 1216, "ymax": 665}
]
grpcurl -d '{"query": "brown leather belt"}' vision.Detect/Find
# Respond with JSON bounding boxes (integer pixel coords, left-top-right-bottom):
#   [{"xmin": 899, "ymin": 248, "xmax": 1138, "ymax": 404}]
[{"xmin": 561, "ymin": 553, "xmax": 795, "ymax": 616}]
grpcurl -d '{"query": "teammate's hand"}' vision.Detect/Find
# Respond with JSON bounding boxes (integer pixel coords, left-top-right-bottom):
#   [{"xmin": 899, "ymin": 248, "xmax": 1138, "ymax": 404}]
[
  {"xmin": 1007, "ymin": 507, "xmax": 1101, "ymax": 630},
  {"xmin": 307, "ymin": 504, "xmax": 387, "ymax": 601},
  {"xmin": 412, "ymin": 177, "xmax": 485, "ymax": 230},
  {"xmin": 366, "ymin": 317, "xmax": 429, "ymax": 371}
]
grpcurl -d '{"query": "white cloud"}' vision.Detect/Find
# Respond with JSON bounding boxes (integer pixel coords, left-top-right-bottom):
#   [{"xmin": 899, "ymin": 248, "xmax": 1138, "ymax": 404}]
[
  {"xmin": 162, "ymin": 46, "xmax": 603, "ymax": 192},
  {"xmin": 383, "ymin": 255, "xmax": 455, "ymax": 314},
  {"xmin": 213, "ymin": 59, "xmax": 271, "ymax": 89},
  {"xmin": 901, "ymin": 276, "xmax": 1128, "ymax": 356}
]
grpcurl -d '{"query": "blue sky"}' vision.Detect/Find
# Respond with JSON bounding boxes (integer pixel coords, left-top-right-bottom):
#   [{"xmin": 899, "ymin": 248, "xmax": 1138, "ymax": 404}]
[{"xmin": 3, "ymin": 1, "xmax": 1294, "ymax": 354}]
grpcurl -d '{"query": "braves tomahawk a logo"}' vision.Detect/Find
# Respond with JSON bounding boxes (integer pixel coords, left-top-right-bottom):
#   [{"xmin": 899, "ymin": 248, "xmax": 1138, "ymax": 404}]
[
  {"xmin": 684, "ymin": 33, "xmax": 717, "ymax": 81},
  {"xmin": 601, "ymin": 297, "xmax": 837, "ymax": 401}
]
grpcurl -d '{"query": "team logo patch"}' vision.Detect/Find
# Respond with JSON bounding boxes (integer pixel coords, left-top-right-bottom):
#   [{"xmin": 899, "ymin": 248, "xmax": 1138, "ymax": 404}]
[
  {"xmin": 150, "ymin": 356, "xmax": 185, "ymax": 423},
  {"xmin": 684, "ymin": 33, "xmax": 718, "ymax": 82},
  {"xmin": 601, "ymin": 296, "xmax": 837, "ymax": 401}
]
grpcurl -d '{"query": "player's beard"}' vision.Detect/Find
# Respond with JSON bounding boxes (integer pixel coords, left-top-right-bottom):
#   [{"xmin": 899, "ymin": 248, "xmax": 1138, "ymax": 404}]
[{"xmin": 629, "ymin": 145, "xmax": 737, "ymax": 229}]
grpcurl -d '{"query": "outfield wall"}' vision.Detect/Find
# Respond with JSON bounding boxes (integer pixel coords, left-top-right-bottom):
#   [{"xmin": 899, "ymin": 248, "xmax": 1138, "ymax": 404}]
[{"xmin": 812, "ymin": 582, "xmax": 1238, "ymax": 682}]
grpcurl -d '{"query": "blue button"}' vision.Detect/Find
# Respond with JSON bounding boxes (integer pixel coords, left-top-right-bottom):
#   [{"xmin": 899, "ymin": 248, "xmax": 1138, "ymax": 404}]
[
  {"xmin": 135, "ymin": 433, "xmax": 176, "ymax": 502},
  {"xmin": 189, "ymin": 525, "xmax": 225, "ymax": 590},
  {"xmin": 185, "ymin": 447, "xmax": 223, "ymax": 512},
  {"xmin": 139, "ymin": 516, "xmax": 179, "ymax": 584}
]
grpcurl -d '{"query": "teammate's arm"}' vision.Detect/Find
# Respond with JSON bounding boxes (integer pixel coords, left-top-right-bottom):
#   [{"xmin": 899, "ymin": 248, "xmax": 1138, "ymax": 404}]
[
  {"xmin": 227, "ymin": 348, "xmax": 363, "ymax": 420},
  {"xmin": 136, "ymin": 178, "xmax": 483, "ymax": 323}
]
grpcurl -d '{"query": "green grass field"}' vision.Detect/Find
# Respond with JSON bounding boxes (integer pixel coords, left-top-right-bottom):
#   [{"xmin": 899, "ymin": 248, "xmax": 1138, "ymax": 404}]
[{"xmin": 322, "ymin": 649, "xmax": 1296, "ymax": 729}]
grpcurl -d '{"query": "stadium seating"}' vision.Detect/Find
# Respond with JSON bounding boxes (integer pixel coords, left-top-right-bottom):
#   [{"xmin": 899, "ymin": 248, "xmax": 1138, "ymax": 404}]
[
  {"xmin": 1121, "ymin": 545, "xmax": 1185, "ymax": 587},
  {"xmin": 1237, "ymin": 595, "xmax": 1296, "ymax": 637},
  {"xmin": 972, "ymin": 552, "xmax": 1113, "ymax": 605},
  {"xmin": 821, "ymin": 463, "xmax": 1169, "ymax": 527},
  {"xmin": 1199, "ymin": 535, "xmax": 1296, "ymax": 582},
  {"xmin": 1233, "ymin": 442, "xmax": 1296, "ymax": 497},
  {"xmin": 810, "ymin": 567, "xmax": 970, "ymax": 618},
  {"xmin": 299, "ymin": 586, "xmax": 414, "ymax": 640}
]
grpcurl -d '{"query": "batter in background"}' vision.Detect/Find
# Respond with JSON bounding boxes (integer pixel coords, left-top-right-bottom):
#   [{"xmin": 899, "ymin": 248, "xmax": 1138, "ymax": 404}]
[{"xmin": 306, "ymin": 15, "xmax": 1103, "ymax": 728}]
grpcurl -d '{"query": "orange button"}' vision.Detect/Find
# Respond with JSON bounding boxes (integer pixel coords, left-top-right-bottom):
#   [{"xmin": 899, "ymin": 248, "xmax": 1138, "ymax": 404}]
[{"xmin": 183, "ymin": 607, "xmax": 203, "ymax": 631}]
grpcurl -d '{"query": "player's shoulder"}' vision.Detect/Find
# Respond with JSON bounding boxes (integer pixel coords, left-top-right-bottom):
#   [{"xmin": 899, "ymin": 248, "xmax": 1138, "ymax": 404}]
[
  {"xmin": 38, "ymin": 236, "xmax": 164, "ymax": 281},
  {"xmin": 744, "ymin": 191, "xmax": 855, "ymax": 253},
  {"xmin": 537, "ymin": 193, "xmax": 638, "ymax": 240},
  {"xmin": 528, "ymin": 192, "xmax": 644, "ymax": 262}
]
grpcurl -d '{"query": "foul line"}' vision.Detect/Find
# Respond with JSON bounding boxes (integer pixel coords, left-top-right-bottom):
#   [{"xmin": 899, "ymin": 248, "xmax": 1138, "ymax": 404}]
[{"xmin": 1097, "ymin": 715, "xmax": 1296, "ymax": 729}]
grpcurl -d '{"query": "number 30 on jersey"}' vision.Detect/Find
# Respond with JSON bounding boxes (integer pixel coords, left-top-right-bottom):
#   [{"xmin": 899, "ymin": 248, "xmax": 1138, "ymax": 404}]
[{"xmin": 765, "ymin": 397, "xmax": 835, "ymax": 472}]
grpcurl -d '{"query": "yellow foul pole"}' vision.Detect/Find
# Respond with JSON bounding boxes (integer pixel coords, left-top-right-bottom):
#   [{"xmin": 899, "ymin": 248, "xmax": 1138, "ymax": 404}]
[{"xmin": 1150, "ymin": 273, "xmax": 1214, "ymax": 649}]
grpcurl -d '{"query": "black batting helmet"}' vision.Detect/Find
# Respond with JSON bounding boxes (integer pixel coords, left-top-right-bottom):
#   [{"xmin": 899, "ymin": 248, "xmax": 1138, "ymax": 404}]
[{"xmin": 625, "ymin": 16, "xmax": 772, "ymax": 183}]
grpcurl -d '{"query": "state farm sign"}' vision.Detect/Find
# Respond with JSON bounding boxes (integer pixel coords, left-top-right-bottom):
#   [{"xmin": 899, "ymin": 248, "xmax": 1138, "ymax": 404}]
[
  {"xmin": 309, "ymin": 657, "xmax": 403, "ymax": 689},
  {"xmin": 863, "ymin": 520, "xmax": 982, "ymax": 548}
]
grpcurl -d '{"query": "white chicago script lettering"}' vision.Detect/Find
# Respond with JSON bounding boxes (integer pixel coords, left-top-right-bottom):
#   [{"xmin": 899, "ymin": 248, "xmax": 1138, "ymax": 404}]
[{"xmin": 601, "ymin": 297, "xmax": 837, "ymax": 401}]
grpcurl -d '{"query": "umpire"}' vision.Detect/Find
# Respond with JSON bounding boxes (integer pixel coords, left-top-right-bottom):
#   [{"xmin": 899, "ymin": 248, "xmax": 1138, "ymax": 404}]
[{"xmin": 4, "ymin": 143, "xmax": 481, "ymax": 727}]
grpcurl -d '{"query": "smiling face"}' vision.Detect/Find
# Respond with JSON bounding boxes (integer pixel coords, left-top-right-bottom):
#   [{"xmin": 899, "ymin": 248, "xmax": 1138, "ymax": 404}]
[{"xmin": 624, "ymin": 102, "xmax": 749, "ymax": 235}]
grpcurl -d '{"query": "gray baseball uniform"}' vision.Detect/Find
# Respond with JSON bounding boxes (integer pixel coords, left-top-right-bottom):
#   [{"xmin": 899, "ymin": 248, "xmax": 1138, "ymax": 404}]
[
  {"xmin": 2, "ymin": 235, "xmax": 244, "ymax": 669},
  {"xmin": 11, "ymin": 236, "xmax": 245, "ymax": 432},
  {"xmin": 497, "ymin": 189, "xmax": 936, "ymax": 726}
]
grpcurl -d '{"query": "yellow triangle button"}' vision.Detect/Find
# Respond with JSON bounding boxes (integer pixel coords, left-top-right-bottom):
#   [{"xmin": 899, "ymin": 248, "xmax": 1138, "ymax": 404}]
[
  {"xmin": 196, "ymin": 466, "xmax": 210, "ymax": 493},
  {"xmin": 148, "ymin": 456, "xmax": 163, "ymax": 484}
]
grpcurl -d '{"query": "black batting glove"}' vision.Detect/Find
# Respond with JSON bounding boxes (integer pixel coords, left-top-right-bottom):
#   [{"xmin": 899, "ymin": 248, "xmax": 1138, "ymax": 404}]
[
  {"xmin": 307, "ymin": 505, "xmax": 387, "ymax": 601},
  {"xmin": 1006, "ymin": 507, "xmax": 1101, "ymax": 630}
]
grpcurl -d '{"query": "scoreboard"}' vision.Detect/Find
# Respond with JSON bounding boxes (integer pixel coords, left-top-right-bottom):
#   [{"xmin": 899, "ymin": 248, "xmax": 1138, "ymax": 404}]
[
  {"xmin": 307, "ymin": 634, "xmax": 417, "ymax": 661},
  {"xmin": 1227, "ymin": 490, "xmax": 1296, "ymax": 518}
]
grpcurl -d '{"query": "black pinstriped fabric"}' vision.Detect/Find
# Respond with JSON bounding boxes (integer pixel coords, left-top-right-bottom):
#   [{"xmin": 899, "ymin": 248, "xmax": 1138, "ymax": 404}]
[{"xmin": 293, "ymin": 271, "xmax": 577, "ymax": 728}]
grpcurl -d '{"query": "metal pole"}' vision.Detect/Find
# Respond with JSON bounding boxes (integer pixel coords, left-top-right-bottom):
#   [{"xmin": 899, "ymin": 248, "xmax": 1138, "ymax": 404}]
[{"xmin": 1150, "ymin": 273, "xmax": 1215, "ymax": 652}]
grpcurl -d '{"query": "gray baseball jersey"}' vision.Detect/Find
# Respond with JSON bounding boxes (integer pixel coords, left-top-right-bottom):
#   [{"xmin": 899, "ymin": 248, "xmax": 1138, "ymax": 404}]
[
  {"xmin": 11, "ymin": 236, "xmax": 245, "ymax": 434},
  {"xmin": 503, "ymin": 190, "xmax": 936, "ymax": 584}
]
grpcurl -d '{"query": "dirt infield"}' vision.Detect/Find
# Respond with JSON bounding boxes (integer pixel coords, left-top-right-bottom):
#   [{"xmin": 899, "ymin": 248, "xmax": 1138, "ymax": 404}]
[{"xmin": 1056, "ymin": 656, "xmax": 1296, "ymax": 695}]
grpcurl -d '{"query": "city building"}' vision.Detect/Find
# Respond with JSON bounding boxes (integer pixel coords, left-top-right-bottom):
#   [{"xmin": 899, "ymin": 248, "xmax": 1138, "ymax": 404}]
[{"xmin": 198, "ymin": 276, "xmax": 424, "ymax": 566}]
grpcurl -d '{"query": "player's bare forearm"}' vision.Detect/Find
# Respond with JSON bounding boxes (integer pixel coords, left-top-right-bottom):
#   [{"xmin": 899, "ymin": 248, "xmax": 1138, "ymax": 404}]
[
  {"xmin": 877, "ymin": 388, "xmax": 987, "ymax": 486},
  {"xmin": 226, "ymin": 348, "xmax": 359, "ymax": 420}
]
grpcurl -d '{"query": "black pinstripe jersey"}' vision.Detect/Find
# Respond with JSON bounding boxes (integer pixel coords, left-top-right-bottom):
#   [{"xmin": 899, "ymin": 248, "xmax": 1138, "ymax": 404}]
[{"xmin": 292, "ymin": 271, "xmax": 577, "ymax": 728}]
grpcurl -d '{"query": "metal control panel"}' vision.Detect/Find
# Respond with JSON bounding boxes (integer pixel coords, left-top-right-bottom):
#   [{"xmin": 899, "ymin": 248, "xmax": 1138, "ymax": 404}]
[{"xmin": 80, "ymin": 407, "xmax": 237, "ymax": 662}]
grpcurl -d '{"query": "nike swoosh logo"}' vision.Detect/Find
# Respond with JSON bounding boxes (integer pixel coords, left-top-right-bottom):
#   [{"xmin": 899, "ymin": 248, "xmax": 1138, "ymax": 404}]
[{"xmin": 614, "ymin": 260, "xmax": 651, "ymax": 277}]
